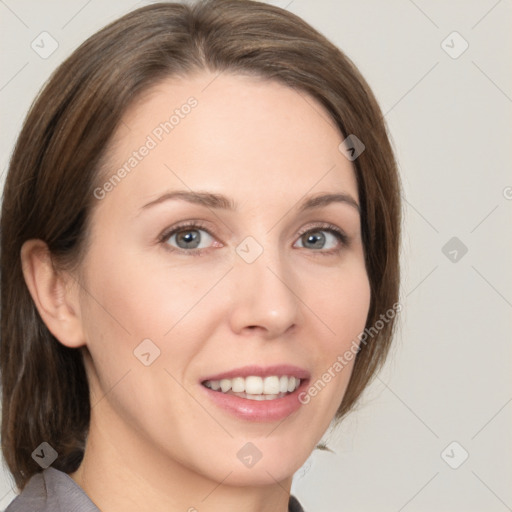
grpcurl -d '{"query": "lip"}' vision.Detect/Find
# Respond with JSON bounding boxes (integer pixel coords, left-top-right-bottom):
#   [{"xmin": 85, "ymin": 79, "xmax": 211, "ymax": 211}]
[
  {"xmin": 200, "ymin": 364, "xmax": 311, "ymax": 383},
  {"xmin": 200, "ymin": 376, "xmax": 310, "ymax": 422}
]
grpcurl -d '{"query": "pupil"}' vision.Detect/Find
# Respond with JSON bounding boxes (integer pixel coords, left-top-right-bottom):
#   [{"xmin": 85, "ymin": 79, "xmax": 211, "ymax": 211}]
[
  {"xmin": 304, "ymin": 231, "xmax": 325, "ymax": 249},
  {"xmin": 177, "ymin": 230, "xmax": 200, "ymax": 249}
]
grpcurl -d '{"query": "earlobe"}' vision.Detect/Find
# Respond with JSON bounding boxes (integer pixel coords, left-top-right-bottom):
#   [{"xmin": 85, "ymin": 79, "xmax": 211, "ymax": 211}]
[{"xmin": 20, "ymin": 239, "xmax": 86, "ymax": 349}]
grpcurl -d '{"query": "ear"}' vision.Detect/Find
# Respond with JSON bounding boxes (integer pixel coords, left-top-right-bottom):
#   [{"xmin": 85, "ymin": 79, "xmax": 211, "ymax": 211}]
[{"xmin": 20, "ymin": 239, "xmax": 86, "ymax": 348}]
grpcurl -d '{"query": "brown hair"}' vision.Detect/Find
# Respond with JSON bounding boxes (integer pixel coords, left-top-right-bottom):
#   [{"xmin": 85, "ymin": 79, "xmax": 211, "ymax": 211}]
[{"xmin": 0, "ymin": 0, "xmax": 401, "ymax": 492}]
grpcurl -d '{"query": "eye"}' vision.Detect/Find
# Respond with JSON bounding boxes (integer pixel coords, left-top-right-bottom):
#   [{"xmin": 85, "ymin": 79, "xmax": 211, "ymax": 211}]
[
  {"xmin": 294, "ymin": 224, "xmax": 348, "ymax": 253},
  {"xmin": 159, "ymin": 221, "xmax": 218, "ymax": 255},
  {"xmin": 158, "ymin": 221, "xmax": 348, "ymax": 256}
]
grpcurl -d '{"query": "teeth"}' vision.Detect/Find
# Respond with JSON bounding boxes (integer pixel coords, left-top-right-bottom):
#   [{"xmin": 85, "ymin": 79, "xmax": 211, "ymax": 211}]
[
  {"xmin": 203, "ymin": 375, "xmax": 302, "ymax": 396},
  {"xmin": 263, "ymin": 376, "xmax": 280, "ymax": 394},
  {"xmin": 232, "ymin": 377, "xmax": 245, "ymax": 392},
  {"xmin": 220, "ymin": 379, "xmax": 232, "ymax": 393},
  {"xmin": 279, "ymin": 375, "xmax": 289, "ymax": 393},
  {"xmin": 246, "ymin": 376, "xmax": 263, "ymax": 394},
  {"xmin": 287, "ymin": 376, "xmax": 297, "ymax": 393}
]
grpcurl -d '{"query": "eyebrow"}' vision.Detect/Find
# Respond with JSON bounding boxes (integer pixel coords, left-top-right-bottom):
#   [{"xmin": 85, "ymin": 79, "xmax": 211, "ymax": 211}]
[{"xmin": 140, "ymin": 190, "xmax": 360, "ymax": 214}]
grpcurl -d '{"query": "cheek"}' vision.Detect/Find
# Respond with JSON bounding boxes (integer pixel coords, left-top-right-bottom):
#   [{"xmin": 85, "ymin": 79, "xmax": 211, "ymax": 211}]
[
  {"xmin": 77, "ymin": 247, "xmax": 210, "ymax": 433},
  {"xmin": 302, "ymin": 259, "xmax": 371, "ymax": 407},
  {"xmin": 78, "ymin": 243, "xmax": 229, "ymax": 381},
  {"xmin": 312, "ymin": 260, "xmax": 371, "ymax": 348},
  {"xmin": 81, "ymin": 243, "xmax": 200, "ymax": 336}
]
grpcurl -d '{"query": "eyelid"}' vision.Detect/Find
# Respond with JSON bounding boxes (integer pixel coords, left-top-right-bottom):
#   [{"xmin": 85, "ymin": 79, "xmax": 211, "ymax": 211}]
[
  {"xmin": 158, "ymin": 220, "xmax": 213, "ymax": 241},
  {"xmin": 295, "ymin": 221, "xmax": 349, "ymax": 245}
]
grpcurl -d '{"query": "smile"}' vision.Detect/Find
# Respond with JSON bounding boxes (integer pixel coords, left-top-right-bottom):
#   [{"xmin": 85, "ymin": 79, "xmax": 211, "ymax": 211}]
[{"xmin": 202, "ymin": 375, "xmax": 301, "ymax": 401}]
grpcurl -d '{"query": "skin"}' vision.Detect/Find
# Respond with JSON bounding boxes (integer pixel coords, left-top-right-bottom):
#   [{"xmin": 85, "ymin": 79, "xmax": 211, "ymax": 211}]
[{"xmin": 21, "ymin": 71, "xmax": 371, "ymax": 512}]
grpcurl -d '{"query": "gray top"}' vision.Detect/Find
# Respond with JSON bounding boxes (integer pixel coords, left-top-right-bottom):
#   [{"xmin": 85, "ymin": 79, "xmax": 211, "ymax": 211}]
[{"xmin": 4, "ymin": 466, "xmax": 305, "ymax": 511}]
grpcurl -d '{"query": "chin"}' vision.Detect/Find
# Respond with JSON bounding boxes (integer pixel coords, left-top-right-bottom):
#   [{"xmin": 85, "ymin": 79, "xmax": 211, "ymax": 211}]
[
  {"xmin": 217, "ymin": 460, "xmax": 299, "ymax": 487},
  {"xmin": 225, "ymin": 439, "xmax": 312, "ymax": 486}
]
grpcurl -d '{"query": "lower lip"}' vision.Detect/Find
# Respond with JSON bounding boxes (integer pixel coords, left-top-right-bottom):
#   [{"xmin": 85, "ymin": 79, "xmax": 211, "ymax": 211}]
[{"xmin": 200, "ymin": 379, "xmax": 309, "ymax": 422}]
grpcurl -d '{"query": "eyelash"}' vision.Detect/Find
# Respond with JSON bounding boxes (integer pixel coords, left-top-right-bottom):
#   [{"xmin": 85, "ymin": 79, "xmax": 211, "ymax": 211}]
[{"xmin": 157, "ymin": 220, "xmax": 349, "ymax": 257}]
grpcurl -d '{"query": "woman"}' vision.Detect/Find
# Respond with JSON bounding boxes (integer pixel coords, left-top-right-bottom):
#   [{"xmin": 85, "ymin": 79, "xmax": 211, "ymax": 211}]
[{"xmin": 0, "ymin": 1, "xmax": 401, "ymax": 510}]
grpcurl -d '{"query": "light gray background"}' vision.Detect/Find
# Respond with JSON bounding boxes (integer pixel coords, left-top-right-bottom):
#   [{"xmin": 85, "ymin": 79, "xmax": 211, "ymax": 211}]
[{"xmin": 1, "ymin": 1, "xmax": 511, "ymax": 511}]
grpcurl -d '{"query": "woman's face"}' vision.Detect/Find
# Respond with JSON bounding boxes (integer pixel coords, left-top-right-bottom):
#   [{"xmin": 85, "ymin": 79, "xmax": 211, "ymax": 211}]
[{"xmin": 76, "ymin": 72, "xmax": 370, "ymax": 486}]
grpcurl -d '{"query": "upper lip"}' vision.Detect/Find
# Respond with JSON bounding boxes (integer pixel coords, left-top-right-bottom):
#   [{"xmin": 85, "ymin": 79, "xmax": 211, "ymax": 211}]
[{"xmin": 200, "ymin": 364, "xmax": 310, "ymax": 383}]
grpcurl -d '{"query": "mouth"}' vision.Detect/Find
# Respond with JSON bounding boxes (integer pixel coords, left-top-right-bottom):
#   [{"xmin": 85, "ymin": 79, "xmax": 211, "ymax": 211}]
[
  {"xmin": 202, "ymin": 374, "xmax": 303, "ymax": 401},
  {"xmin": 199, "ymin": 364, "xmax": 310, "ymax": 419}
]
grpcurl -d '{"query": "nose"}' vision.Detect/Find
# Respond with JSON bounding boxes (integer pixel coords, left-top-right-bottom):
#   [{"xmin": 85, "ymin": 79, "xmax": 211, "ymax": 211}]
[{"xmin": 228, "ymin": 244, "xmax": 302, "ymax": 339}]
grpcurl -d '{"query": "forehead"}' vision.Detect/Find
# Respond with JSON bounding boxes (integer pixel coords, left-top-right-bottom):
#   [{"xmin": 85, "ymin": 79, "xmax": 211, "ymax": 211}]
[{"xmin": 95, "ymin": 71, "xmax": 358, "ymax": 215}]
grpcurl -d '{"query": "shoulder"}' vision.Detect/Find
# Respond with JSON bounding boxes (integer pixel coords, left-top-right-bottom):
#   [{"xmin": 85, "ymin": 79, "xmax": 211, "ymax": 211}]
[
  {"xmin": 289, "ymin": 493, "xmax": 306, "ymax": 512},
  {"xmin": 4, "ymin": 466, "xmax": 100, "ymax": 512},
  {"xmin": 4, "ymin": 467, "xmax": 304, "ymax": 512}
]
